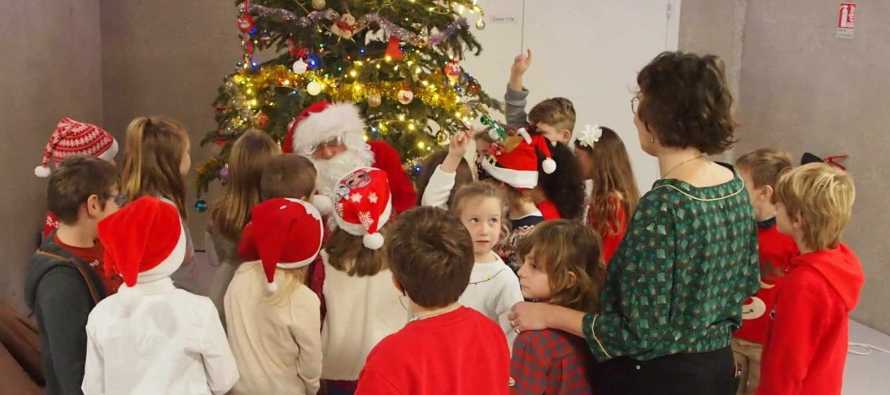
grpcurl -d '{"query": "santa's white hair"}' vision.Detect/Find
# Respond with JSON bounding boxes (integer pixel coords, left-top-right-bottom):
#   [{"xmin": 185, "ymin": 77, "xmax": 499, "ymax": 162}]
[{"xmin": 287, "ymin": 101, "xmax": 375, "ymax": 199}]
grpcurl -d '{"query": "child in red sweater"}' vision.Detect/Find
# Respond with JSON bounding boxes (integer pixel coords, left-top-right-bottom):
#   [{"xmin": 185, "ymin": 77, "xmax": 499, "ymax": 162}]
[
  {"xmin": 757, "ymin": 163, "xmax": 863, "ymax": 395},
  {"xmin": 573, "ymin": 126, "xmax": 640, "ymax": 265},
  {"xmin": 355, "ymin": 207, "xmax": 510, "ymax": 395},
  {"xmin": 732, "ymin": 149, "xmax": 799, "ymax": 395}
]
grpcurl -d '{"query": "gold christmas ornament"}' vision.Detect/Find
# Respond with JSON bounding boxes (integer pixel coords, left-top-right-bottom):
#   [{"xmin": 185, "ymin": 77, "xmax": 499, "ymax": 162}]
[{"xmin": 368, "ymin": 92, "xmax": 383, "ymax": 107}]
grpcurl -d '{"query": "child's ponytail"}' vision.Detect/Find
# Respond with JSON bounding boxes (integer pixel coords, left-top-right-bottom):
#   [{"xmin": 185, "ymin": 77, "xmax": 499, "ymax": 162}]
[{"xmin": 121, "ymin": 116, "xmax": 189, "ymax": 217}]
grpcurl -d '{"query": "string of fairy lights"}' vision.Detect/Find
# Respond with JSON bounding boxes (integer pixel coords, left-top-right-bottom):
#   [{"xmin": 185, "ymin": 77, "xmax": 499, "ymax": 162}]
[{"xmin": 197, "ymin": 0, "xmax": 498, "ymax": 200}]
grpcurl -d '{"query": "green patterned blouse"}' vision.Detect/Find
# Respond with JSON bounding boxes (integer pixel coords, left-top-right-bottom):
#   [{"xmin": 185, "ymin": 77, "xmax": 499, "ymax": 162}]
[{"xmin": 584, "ymin": 167, "xmax": 760, "ymax": 361}]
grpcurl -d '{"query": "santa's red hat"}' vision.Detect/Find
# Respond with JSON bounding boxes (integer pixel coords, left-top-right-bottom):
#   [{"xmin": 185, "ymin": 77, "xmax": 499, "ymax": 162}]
[
  {"xmin": 238, "ymin": 198, "xmax": 324, "ymax": 293},
  {"xmin": 35, "ymin": 117, "xmax": 119, "ymax": 177},
  {"xmin": 481, "ymin": 129, "xmax": 556, "ymax": 189},
  {"xmin": 98, "ymin": 197, "xmax": 186, "ymax": 313},
  {"xmin": 284, "ymin": 101, "xmax": 367, "ymax": 155},
  {"xmin": 333, "ymin": 167, "xmax": 392, "ymax": 250}
]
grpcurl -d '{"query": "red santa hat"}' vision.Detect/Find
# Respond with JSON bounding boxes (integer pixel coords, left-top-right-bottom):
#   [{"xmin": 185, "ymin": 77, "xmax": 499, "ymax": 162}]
[
  {"xmin": 333, "ymin": 167, "xmax": 392, "ymax": 250},
  {"xmin": 283, "ymin": 100, "xmax": 367, "ymax": 155},
  {"xmin": 98, "ymin": 197, "xmax": 186, "ymax": 312},
  {"xmin": 238, "ymin": 198, "xmax": 324, "ymax": 293},
  {"xmin": 481, "ymin": 128, "xmax": 557, "ymax": 189},
  {"xmin": 35, "ymin": 117, "xmax": 119, "ymax": 178}
]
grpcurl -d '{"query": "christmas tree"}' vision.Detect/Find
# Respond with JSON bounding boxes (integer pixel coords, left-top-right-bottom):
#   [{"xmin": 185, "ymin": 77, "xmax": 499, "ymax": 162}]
[{"xmin": 197, "ymin": 0, "xmax": 500, "ymax": 195}]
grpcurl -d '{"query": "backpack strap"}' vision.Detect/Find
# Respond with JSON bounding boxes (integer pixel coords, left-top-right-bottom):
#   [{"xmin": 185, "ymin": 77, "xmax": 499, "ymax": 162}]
[{"xmin": 34, "ymin": 250, "xmax": 101, "ymax": 305}]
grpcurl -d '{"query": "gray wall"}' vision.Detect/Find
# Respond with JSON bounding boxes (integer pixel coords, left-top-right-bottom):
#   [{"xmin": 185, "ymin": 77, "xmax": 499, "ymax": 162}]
[
  {"xmin": 681, "ymin": 0, "xmax": 890, "ymax": 334},
  {"xmin": 100, "ymin": 0, "xmax": 240, "ymax": 245},
  {"xmin": 738, "ymin": 0, "xmax": 890, "ymax": 334},
  {"xmin": 0, "ymin": 0, "xmax": 104, "ymax": 312}
]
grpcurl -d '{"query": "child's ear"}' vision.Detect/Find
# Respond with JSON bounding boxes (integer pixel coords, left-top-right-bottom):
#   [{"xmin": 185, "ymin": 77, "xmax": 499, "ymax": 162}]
[
  {"xmin": 566, "ymin": 271, "xmax": 578, "ymax": 287},
  {"xmin": 760, "ymin": 185, "xmax": 774, "ymax": 202},
  {"xmin": 792, "ymin": 212, "xmax": 806, "ymax": 230},
  {"xmin": 559, "ymin": 129, "xmax": 573, "ymax": 143},
  {"xmin": 85, "ymin": 194, "xmax": 101, "ymax": 218}
]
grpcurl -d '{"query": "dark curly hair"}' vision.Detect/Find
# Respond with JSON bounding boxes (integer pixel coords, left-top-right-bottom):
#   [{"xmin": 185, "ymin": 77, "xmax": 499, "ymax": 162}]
[
  {"xmin": 539, "ymin": 142, "xmax": 585, "ymax": 220},
  {"xmin": 637, "ymin": 51, "xmax": 737, "ymax": 155}
]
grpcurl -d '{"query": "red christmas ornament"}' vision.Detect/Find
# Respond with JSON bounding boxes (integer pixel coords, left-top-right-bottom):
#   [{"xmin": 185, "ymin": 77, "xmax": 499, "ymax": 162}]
[
  {"xmin": 237, "ymin": 14, "xmax": 255, "ymax": 33},
  {"xmin": 385, "ymin": 36, "xmax": 403, "ymax": 61},
  {"xmin": 255, "ymin": 112, "xmax": 270, "ymax": 129},
  {"xmin": 245, "ymin": 40, "xmax": 255, "ymax": 55},
  {"xmin": 444, "ymin": 60, "xmax": 461, "ymax": 84},
  {"xmin": 288, "ymin": 39, "xmax": 310, "ymax": 59},
  {"xmin": 214, "ymin": 138, "xmax": 228, "ymax": 147}
]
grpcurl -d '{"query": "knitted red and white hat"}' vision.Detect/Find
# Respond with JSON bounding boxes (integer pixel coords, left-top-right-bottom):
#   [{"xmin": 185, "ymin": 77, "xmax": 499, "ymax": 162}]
[
  {"xmin": 35, "ymin": 117, "xmax": 118, "ymax": 178},
  {"xmin": 333, "ymin": 167, "xmax": 392, "ymax": 250},
  {"xmin": 283, "ymin": 101, "xmax": 367, "ymax": 155},
  {"xmin": 481, "ymin": 128, "xmax": 556, "ymax": 189},
  {"xmin": 238, "ymin": 198, "xmax": 324, "ymax": 293},
  {"xmin": 98, "ymin": 196, "xmax": 186, "ymax": 296}
]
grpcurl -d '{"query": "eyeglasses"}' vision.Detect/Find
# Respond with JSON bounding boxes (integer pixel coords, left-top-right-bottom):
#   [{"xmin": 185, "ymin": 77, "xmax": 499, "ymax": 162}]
[
  {"xmin": 310, "ymin": 136, "xmax": 345, "ymax": 154},
  {"xmin": 631, "ymin": 96, "xmax": 640, "ymax": 114}
]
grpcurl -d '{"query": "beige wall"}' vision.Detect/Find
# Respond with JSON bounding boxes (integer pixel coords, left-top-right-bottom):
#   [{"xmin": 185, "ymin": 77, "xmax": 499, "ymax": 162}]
[
  {"xmin": 100, "ymin": 0, "xmax": 240, "ymax": 246},
  {"xmin": 679, "ymin": 0, "xmax": 748, "ymax": 103},
  {"xmin": 737, "ymin": 0, "xmax": 890, "ymax": 333},
  {"xmin": 682, "ymin": 0, "xmax": 890, "ymax": 334},
  {"xmin": 0, "ymin": 0, "xmax": 103, "ymax": 312}
]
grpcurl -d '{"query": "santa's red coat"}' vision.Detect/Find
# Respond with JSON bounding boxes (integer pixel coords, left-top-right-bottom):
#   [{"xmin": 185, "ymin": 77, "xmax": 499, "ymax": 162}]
[{"xmin": 367, "ymin": 140, "xmax": 417, "ymax": 214}]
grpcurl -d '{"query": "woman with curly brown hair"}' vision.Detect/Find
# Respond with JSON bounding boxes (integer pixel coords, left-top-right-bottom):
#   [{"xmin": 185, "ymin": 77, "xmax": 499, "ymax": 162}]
[{"xmin": 510, "ymin": 51, "xmax": 760, "ymax": 395}]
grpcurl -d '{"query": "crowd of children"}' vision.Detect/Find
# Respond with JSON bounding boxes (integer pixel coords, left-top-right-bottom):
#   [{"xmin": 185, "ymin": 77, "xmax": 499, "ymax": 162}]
[{"xmin": 23, "ymin": 49, "xmax": 864, "ymax": 395}]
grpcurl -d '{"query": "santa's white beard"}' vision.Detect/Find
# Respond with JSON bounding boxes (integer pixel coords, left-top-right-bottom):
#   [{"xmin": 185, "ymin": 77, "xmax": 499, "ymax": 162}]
[{"xmin": 312, "ymin": 147, "xmax": 374, "ymax": 198}]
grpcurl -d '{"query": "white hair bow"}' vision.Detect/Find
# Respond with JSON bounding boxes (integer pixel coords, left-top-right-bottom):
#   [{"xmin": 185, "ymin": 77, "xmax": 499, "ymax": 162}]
[{"xmin": 575, "ymin": 124, "xmax": 603, "ymax": 149}]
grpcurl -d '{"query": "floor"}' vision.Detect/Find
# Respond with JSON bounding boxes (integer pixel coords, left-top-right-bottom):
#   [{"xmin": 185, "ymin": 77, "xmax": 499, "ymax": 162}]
[{"xmin": 845, "ymin": 320, "xmax": 890, "ymax": 394}]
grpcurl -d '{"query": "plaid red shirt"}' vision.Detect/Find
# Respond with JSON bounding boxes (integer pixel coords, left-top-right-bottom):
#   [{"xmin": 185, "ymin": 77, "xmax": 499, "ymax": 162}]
[{"xmin": 511, "ymin": 329, "xmax": 596, "ymax": 395}]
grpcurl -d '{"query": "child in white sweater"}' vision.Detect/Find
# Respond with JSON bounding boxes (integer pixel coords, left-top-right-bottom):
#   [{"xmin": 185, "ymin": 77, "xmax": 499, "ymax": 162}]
[
  {"xmin": 451, "ymin": 181, "xmax": 524, "ymax": 349},
  {"xmin": 321, "ymin": 167, "xmax": 409, "ymax": 395}
]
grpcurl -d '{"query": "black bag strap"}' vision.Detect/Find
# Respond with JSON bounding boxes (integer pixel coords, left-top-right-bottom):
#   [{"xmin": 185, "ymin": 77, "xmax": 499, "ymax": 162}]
[{"xmin": 34, "ymin": 250, "xmax": 101, "ymax": 305}]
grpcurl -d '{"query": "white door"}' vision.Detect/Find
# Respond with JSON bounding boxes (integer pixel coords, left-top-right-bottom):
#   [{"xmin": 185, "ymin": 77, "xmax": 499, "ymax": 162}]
[{"xmin": 462, "ymin": 0, "xmax": 681, "ymax": 191}]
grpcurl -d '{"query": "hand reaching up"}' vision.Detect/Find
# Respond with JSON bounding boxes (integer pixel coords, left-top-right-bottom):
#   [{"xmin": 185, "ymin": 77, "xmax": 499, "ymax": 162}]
[
  {"xmin": 509, "ymin": 49, "xmax": 532, "ymax": 91},
  {"xmin": 511, "ymin": 49, "xmax": 532, "ymax": 77},
  {"xmin": 442, "ymin": 131, "xmax": 470, "ymax": 173}
]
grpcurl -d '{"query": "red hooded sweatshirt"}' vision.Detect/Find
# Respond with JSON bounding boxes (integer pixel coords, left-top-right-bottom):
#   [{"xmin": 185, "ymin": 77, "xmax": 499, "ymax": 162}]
[{"xmin": 757, "ymin": 243, "xmax": 864, "ymax": 395}]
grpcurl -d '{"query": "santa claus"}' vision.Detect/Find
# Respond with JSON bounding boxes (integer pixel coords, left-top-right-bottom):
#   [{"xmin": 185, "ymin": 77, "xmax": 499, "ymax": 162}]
[{"xmin": 283, "ymin": 100, "xmax": 417, "ymax": 214}]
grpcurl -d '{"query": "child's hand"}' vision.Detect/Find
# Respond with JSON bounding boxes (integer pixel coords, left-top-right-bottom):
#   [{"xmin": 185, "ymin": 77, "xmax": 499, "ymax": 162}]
[
  {"xmin": 510, "ymin": 49, "xmax": 532, "ymax": 78},
  {"xmin": 447, "ymin": 131, "xmax": 470, "ymax": 159},
  {"xmin": 441, "ymin": 131, "xmax": 469, "ymax": 173}
]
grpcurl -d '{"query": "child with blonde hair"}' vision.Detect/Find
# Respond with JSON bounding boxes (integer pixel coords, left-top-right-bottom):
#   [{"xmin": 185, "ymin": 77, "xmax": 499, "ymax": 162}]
[
  {"xmin": 206, "ymin": 129, "xmax": 280, "ymax": 321},
  {"xmin": 731, "ymin": 148, "xmax": 799, "ymax": 395},
  {"xmin": 758, "ymin": 163, "xmax": 863, "ymax": 395},
  {"xmin": 225, "ymin": 197, "xmax": 325, "ymax": 395},
  {"xmin": 120, "ymin": 116, "xmax": 197, "ymax": 291},
  {"xmin": 450, "ymin": 181, "xmax": 523, "ymax": 348},
  {"xmin": 321, "ymin": 167, "xmax": 409, "ymax": 395}
]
